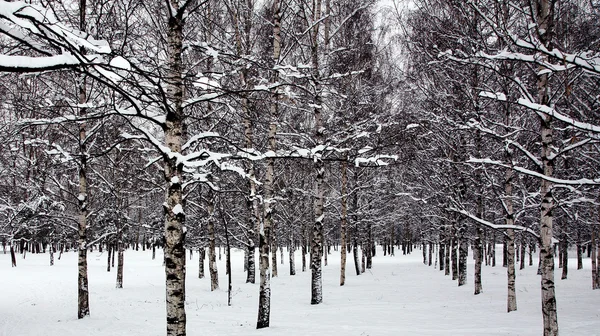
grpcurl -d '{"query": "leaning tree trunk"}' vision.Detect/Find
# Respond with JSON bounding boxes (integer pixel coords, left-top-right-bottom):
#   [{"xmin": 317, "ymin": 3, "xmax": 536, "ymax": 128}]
[{"xmin": 163, "ymin": 3, "xmax": 187, "ymax": 335}]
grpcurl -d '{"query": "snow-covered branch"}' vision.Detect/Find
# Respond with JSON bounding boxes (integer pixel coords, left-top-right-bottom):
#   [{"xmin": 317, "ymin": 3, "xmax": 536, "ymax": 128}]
[
  {"xmin": 0, "ymin": 1, "xmax": 110, "ymax": 72},
  {"xmin": 468, "ymin": 157, "xmax": 600, "ymax": 185},
  {"xmin": 447, "ymin": 207, "xmax": 542, "ymax": 242}
]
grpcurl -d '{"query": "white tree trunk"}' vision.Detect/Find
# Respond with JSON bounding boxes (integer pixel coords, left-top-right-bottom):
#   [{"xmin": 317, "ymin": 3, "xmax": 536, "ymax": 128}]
[
  {"xmin": 310, "ymin": 0, "xmax": 325, "ymax": 305},
  {"xmin": 164, "ymin": 2, "xmax": 187, "ymax": 335},
  {"xmin": 535, "ymin": 1, "xmax": 558, "ymax": 334},
  {"xmin": 257, "ymin": 0, "xmax": 281, "ymax": 327},
  {"xmin": 76, "ymin": 0, "xmax": 90, "ymax": 320},
  {"xmin": 506, "ymin": 168, "xmax": 517, "ymax": 312}
]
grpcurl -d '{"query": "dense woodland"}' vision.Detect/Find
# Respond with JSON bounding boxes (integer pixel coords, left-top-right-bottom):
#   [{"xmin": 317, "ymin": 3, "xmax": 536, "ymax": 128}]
[{"xmin": 1, "ymin": 1, "xmax": 599, "ymax": 336}]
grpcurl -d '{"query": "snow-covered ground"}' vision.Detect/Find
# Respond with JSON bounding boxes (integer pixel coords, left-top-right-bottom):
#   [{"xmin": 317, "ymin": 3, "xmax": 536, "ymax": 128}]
[{"xmin": 1, "ymin": 246, "xmax": 599, "ymax": 336}]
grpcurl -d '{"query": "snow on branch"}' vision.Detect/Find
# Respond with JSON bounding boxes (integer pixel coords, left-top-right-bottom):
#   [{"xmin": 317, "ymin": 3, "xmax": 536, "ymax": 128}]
[
  {"xmin": 475, "ymin": 44, "xmax": 600, "ymax": 77},
  {"xmin": 478, "ymin": 91, "xmax": 507, "ymax": 101},
  {"xmin": 447, "ymin": 207, "xmax": 544, "ymax": 242},
  {"xmin": 465, "ymin": 0, "xmax": 600, "ymax": 76},
  {"xmin": 182, "ymin": 132, "xmax": 221, "ymax": 151},
  {"xmin": 0, "ymin": 1, "xmax": 111, "ymax": 72},
  {"xmin": 468, "ymin": 157, "xmax": 600, "ymax": 185},
  {"xmin": 477, "ymin": 89, "xmax": 600, "ymax": 135},
  {"xmin": 355, "ymin": 155, "xmax": 398, "ymax": 167},
  {"xmin": 515, "ymin": 98, "xmax": 600, "ymax": 133}
]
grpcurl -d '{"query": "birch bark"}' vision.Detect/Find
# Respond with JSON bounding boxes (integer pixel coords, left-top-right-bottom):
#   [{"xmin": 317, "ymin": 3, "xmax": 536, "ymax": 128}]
[
  {"xmin": 163, "ymin": 2, "xmax": 187, "ymax": 334},
  {"xmin": 535, "ymin": 1, "xmax": 558, "ymax": 334}
]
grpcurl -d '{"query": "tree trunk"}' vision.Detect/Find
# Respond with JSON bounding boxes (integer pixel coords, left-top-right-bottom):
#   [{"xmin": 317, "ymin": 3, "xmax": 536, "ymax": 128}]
[
  {"xmin": 596, "ymin": 230, "xmax": 600, "ymax": 288},
  {"xmin": 49, "ymin": 243, "xmax": 55, "ymax": 266},
  {"xmin": 340, "ymin": 160, "xmax": 348, "ymax": 285},
  {"xmin": 76, "ymin": 0, "xmax": 90, "ymax": 321},
  {"xmin": 474, "ymin": 227, "xmax": 483, "ymax": 295},
  {"xmin": 10, "ymin": 244, "xmax": 16, "ymax": 267},
  {"xmin": 323, "ymin": 239, "xmax": 328, "ymax": 267},
  {"xmin": 309, "ymin": 0, "xmax": 325, "ymax": 306},
  {"xmin": 163, "ymin": 3, "xmax": 187, "ymax": 334},
  {"xmin": 116, "ymin": 239, "xmax": 124, "ymax": 289},
  {"xmin": 458, "ymin": 229, "xmax": 467, "ymax": 286},
  {"xmin": 271, "ymin": 227, "xmax": 278, "ymax": 277},
  {"xmin": 366, "ymin": 224, "xmax": 372, "ymax": 269},
  {"xmin": 452, "ymin": 237, "xmax": 458, "ymax": 280},
  {"xmin": 506, "ymin": 166, "xmax": 517, "ymax": 312},
  {"xmin": 390, "ymin": 226, "xmax": 395, "ymax": 256},
  {"xmin": 575, "ymin": 242, "xmax": 581, "ymax": 269},
  {"xmin": 561, "ymin": 233, "xmax": 568, "ymax": 280},
  {"xmin": 520, "ymin": 236, "xmax": 526, "ymax": 270},
  {"xmin": 491, "ymin": 233, "xmax": 496, "ymax": 267},
  {"xmin": 534, "ymin": 1, "xmax": 558, "ymax": 333},
  {"xmin": 289, "ymin": 237, "xmax": 296, "ymax": 276},
  {"xmin": 428, "ymin": 242, "xmax": 433, "ymax": 266},
  {"xmin": 593, "ymin": 226, "xmax": 598, "ymax": 289},
  {"xmin": 107, "ymin": 242, "xmax": 112, "ymax": 272},
  {"xmin": 361, "ymin": 246, "xmax": 366, "ymax": 273},
  {"xmin": 529, "ymin": 242, "xmax": 534, "ymax": 266},
  {"xmin": 503, "ymin": 237, "xmax": 508, "ymax": 268},
  {"xmin": 439, "ymin": 240, "xmax": 445, "ymax": 272},
  {"xmin": 302, "ymin": 239, "xmax": 307, "ymax": 272},
  {"xmin": 208, "ymin": 195, "xmax": 219, "ymax": 291},
  {"xmin": 198, "ymin": 248, "xmax": 205, "ymax": 278},
  {"xmin": 353, "ymin": 241, "xmax": 360, "ymax": 276},
  {"xmin": 445, "ymin": 241, "xmax": 450, "ymax": 276},
  {"xmin": 231, "ymin": 0, "xmax": 258, "ymax": 288},
  {"xmin": 223, "ymin": 212, "xmax": 232, "ymax": 307},
  {"xmin": 257, "ymin": 0, "xmax": 280, "ymax": 326}
]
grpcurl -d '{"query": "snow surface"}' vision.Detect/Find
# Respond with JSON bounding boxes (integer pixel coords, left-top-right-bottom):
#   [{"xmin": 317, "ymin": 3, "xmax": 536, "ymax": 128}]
[{"xmin": 1, "ymin": 246, "xmax": 599, "ymax": 336}]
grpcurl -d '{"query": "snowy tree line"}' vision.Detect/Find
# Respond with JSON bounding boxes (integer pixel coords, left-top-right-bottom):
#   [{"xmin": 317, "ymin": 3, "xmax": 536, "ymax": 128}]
[{"xmin": 0, "ymin": 1, "xmax": 599, "ymax": 336}]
